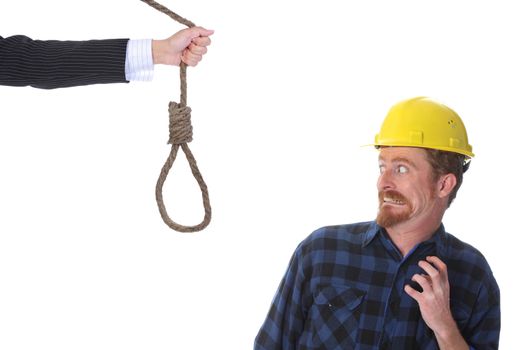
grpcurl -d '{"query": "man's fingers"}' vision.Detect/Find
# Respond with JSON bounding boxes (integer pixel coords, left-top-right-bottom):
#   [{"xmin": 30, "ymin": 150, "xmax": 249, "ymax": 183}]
[
  {"xmin": 426, "ymin": 256, "xmax": 447, "ymax": 275},
  {"xmin": 188, "ymin": 42, "xmax": 207, "ymax": 55},
  {"xmin": 412, "ymin": 273, "xmax": 433, "ymax": 292},
  {"xmin": 192, "ymin": 36, "xmax": 212, "ymax": 47},
  {"xmin": 187, "ymin": 26, "xmax": 214, "ymax": 39},
  {"xmin": 182, "ymin": 50, "xmax": 203, "ymax": 66},
  {"xmin": 418, "ymin": 256, "xmax": 448, "ymax": 284},
  {"xmin": 418, "ymin": 260, "xmax": 439, "ymax": 279},
  {"xmin": 404, "ymin": 284, "xmax": 422, "ymax": 302}
]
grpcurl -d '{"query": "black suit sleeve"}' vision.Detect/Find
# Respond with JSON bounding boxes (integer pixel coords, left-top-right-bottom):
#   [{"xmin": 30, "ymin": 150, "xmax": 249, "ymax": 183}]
[{"xmin": 0, "ymin": 35, "xmax": 129, "ymax": 89}]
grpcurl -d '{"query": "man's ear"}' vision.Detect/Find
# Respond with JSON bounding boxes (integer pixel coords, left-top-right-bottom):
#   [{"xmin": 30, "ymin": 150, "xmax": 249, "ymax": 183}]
[{"xmin": 437, "ymin": 173, "xmax": 457, "ymax": 199}]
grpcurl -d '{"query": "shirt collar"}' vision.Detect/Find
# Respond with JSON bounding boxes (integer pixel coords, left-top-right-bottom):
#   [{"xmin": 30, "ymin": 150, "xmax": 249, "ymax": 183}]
[
  {"xmin": 363, "ymin": 221, "xmax": 381, "ymax": 247},
  {"xmin": 363, "ymin": 221, "xmax": 449, "ymax": 256},
  {"xmin": 424, "ymin": 223, "xmax": 448, "ymax": 257}
]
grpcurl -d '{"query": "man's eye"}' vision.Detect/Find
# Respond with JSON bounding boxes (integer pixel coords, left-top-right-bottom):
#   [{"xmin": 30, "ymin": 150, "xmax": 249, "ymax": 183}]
[
  {"xmin": 379, "ymin": 165, "xmax": 385, "ymax": 174},
  {"xmin": 397, "ymin": 165, "xmax": 408, "ymax": 174}
]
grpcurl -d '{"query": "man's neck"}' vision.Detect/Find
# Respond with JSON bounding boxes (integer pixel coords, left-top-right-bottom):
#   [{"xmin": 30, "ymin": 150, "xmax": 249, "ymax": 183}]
[{"xmin": 384, "ymin": 219, "xmax": 442, "ymax": 257}]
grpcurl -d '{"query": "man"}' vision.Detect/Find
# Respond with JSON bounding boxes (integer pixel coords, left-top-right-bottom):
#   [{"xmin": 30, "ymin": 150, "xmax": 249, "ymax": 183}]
[
  {"xmin": 0, "ymin": 26, "xmax": 213, "ymax": 89},
  {"xmin": 254, "ymin": 97, "xmax": 500, "ymax": 349}
]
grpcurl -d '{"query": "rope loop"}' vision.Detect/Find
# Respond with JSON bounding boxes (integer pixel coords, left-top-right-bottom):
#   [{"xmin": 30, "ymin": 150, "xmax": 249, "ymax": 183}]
[{"xmin": 142, "ymin": 0, "xmax": 212, "ymax": 232}]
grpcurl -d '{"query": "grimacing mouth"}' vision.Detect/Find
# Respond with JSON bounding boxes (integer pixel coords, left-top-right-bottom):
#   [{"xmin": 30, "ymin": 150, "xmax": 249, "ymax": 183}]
[{"xmin": 381, "ymin": 195, "xmax": 406, "ymax": 206}]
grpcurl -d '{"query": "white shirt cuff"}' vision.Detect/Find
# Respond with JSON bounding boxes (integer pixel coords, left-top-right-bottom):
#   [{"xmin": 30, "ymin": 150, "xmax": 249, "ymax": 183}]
[{"xmin": 125, "ymin": 39, "xmax": 154, "ymax": 82}]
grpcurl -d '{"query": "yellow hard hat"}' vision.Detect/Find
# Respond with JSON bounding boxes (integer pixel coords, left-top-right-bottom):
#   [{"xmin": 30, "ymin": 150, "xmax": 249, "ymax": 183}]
[{"xmin": 374, "ymin": 97, "xmax": 474, "ymax": 157}]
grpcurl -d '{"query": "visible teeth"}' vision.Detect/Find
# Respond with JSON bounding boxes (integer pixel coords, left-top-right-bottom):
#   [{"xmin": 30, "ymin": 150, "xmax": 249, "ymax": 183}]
[{"xmin": 384, "ymin": 197, "xmax": 403, "ymax": 204}]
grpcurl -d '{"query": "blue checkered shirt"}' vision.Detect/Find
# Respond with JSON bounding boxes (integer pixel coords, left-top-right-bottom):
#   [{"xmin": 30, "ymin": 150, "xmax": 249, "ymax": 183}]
[{"xmin": 254, "ymin": 221, "xmax": 500, "ymax": 349}]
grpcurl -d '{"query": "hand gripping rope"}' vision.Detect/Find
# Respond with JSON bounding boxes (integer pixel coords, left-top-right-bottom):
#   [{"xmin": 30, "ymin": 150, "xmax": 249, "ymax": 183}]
[{"xmin": 141, "ymin": 0, "xmax": 211, "ymax": 232}]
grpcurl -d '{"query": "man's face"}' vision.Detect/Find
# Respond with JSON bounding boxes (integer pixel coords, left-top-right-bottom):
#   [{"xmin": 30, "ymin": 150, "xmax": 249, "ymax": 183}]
[{"xmin": 376, "ymin": 147, "xmax": 440, "ymax": 229}]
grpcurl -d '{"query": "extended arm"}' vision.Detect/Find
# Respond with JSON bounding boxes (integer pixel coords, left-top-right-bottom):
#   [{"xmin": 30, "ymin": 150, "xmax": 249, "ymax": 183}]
[{"xmin": 0, "ymin": 27, "xmax": 213, "ymax": 89}]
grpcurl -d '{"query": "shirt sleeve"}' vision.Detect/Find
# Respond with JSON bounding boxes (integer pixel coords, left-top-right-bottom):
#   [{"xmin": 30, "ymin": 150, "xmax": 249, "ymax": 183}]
[
  {"xmin": 465, "ymin": 273, "xmax": 501, "ymax": 349},
  {"xmin": 124, "ymin": 39, "xmax": 154, "ymax": 82},
  {"xmin": 254, "ymin": 246, "xmax": 308, "ymax": 350}
]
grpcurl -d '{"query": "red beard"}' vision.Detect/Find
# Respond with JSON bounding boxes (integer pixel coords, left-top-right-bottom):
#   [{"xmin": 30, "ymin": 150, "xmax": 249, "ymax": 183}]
[{"xmin": 376, "ymin": 190, "xmax": 413, "ymax": 228}]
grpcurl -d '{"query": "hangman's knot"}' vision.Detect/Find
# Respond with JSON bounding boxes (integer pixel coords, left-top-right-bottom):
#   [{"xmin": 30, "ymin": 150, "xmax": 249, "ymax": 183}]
[{"xmin": 168, "ymin": 101, "xmax": 193, "ymax": 144}]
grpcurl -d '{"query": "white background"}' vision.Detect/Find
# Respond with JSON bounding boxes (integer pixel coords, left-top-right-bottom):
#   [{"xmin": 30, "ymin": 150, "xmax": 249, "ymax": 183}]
[{"xmin": 0, "ymin": 0, "xmax": 521, "ymax": 348}]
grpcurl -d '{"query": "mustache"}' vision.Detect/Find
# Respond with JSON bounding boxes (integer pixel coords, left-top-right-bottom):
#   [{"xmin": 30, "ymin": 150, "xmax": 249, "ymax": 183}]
[{"xmin": 378, "ymin": 190, "xmax": 408, "ymax": 203}]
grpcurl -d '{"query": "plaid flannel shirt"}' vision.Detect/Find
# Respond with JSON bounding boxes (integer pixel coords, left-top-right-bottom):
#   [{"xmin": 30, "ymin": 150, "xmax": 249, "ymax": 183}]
[{"xmin": 254, "ymin": 221, "xmax": 500, "ymax": 349}]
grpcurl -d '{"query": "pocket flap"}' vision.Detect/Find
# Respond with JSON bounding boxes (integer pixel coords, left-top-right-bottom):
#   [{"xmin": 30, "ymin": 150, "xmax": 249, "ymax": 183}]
[{"xmin": 315, "ymin": 285, "xmax": 365, "ymax": 310}]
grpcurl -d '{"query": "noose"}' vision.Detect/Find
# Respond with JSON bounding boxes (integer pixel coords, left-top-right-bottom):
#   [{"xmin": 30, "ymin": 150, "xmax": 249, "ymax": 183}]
[{"xmin": 142, "ymin": 0, "xmax": 211, "ymax": 232}]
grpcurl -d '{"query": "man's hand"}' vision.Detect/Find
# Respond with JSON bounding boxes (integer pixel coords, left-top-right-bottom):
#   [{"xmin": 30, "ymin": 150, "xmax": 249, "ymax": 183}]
[
  {"xmin": 152, "ymin": 26, "xmax": 214, "ymax": 66},
  {"xmin": 404, "ymin": 256, "xmax": 469, "ymax": 350}
]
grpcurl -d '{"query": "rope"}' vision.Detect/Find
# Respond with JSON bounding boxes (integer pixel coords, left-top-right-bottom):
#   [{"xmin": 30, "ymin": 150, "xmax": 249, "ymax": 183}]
[{"xmin": 142, "ymin": 0, "xmax": 211, "ymax": 232}]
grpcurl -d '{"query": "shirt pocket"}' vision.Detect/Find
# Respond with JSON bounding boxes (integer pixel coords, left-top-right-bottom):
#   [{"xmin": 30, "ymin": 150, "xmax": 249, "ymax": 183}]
[{"xmin": 309, "ymin": 285, "xmax": 366, "ymax": 349}]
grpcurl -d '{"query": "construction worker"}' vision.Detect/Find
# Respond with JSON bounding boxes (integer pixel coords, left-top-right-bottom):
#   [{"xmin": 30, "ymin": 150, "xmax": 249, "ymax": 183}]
[{"xmin": 254, "ymin": 97, "xmax": 500, "ymax": 349}]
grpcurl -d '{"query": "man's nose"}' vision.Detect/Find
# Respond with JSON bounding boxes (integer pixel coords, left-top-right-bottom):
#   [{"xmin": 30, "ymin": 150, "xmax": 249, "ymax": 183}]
[{"xmin": 377, "ymin": 170, "xmax": 395, "ymax": 191}]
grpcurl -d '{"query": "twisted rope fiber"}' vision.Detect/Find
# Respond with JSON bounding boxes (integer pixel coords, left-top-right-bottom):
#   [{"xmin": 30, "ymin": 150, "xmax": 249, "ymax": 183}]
[{"xmin": 142, "ymin": 0, "xmax": 211, "ymax": 232}]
